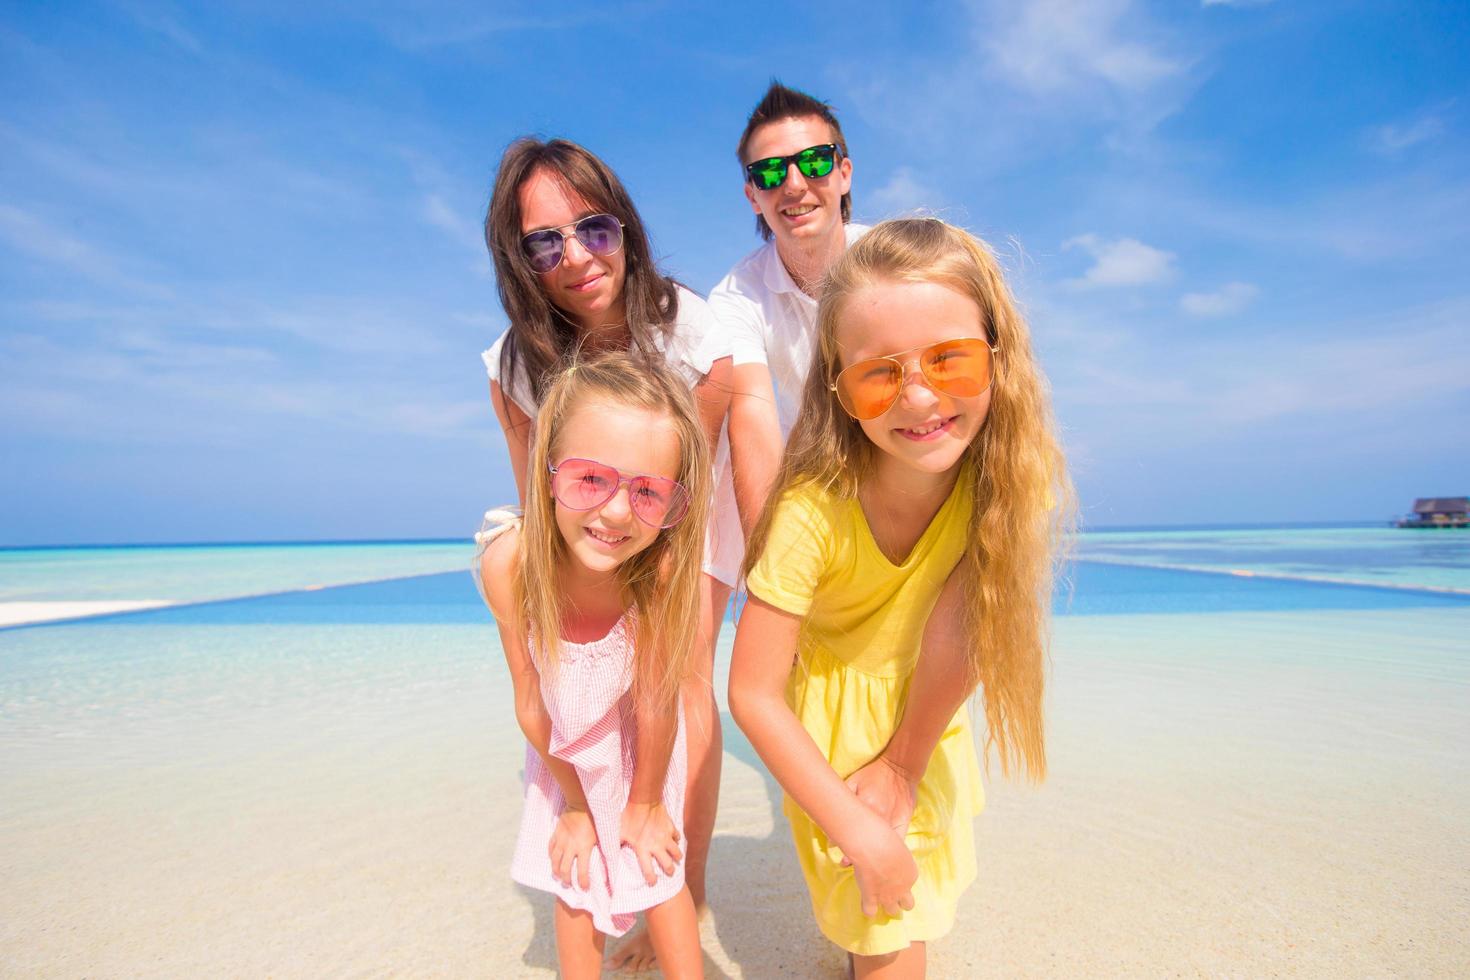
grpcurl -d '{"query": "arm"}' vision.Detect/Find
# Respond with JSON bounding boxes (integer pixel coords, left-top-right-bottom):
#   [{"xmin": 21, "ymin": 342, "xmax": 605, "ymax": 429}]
[
  {"xmin": 620, "ymin": 695, "xmax": 682, "ymax": 885},
  {"xmin": 845, "ymin": 564, "xmax": 970, "ymax": 836},
  {"xmin": 728, "ymin": 596, "xmax": 917, "ymax": 918},
  {"xmin": 480, "ymin": 536, "xmax": 597, "ymax": 889},
  {"xmin": 727, "ymin": 361, "xmax": 782, "ymax": 536},
  {"xmin": 489, "ymin": 379, "xmax": 534, "ymax": 507},
  {"xmin": 616, "ymin": 353, "xmax": 728, "ymax": 882},
  {"xmin": 692, "ymin": 355, "xmax": 733, "ymax": 454}
]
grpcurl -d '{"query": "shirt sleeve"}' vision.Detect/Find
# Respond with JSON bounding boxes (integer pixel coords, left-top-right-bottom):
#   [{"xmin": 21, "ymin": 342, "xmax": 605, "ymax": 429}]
[
  {"xmin": 663, "ymin": 287, "xmax": 725, "ymax": 383},
  {"xmin": 745, "ymin": 488, "xmax": 834, "ymax": 617},
  {"xmin": 480, "ymin": 335, "xmax": 503, "ymax": 382},
  {"xmin": 482, "ymin": 330, "xmax": 538, "ymax": 417},
  {"xmin": 708, "ymin": 272, "xmax": 770, "ymax": 368}
]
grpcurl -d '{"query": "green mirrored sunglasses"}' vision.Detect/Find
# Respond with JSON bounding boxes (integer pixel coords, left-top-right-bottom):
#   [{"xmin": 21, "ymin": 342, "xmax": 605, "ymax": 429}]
[{"xmin": 744, "ymin": 143, "xmax": 840, "ymax": 191}]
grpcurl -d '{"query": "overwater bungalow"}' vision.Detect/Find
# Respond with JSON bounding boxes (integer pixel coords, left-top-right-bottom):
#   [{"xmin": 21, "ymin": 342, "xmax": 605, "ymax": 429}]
[{"xmin": 1395, "ymin": 497, "xmax": 1470, "ymax": 528}]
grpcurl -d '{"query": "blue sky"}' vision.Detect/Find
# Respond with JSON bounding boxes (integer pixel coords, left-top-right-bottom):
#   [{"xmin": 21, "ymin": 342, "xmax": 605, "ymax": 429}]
[{"xmin": 2, "ymin": 0, "xmax": 1466, "ymax": 545}]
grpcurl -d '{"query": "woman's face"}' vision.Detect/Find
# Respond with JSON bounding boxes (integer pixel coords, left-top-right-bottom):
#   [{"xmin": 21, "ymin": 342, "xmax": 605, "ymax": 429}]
[{"xmin": 517, "ymin": 167, "xmax": 628, "ymax": 332}]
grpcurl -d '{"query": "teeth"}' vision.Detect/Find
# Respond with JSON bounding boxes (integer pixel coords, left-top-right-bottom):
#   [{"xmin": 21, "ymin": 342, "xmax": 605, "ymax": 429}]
[
  {"xmin": 587, "ymin": 528, "xmax": 627, "ymax": 545},
  {"xmin": 906, "ymin": 419, "xmax": 946, "ymax": 436},
  {"xmin": 782, "ymin": 205, "xmax": 815, "ymax": 216}
]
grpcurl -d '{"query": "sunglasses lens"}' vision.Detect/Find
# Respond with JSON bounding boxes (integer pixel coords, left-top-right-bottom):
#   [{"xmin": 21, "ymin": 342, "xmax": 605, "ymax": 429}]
[
  {"xmin": 836, "ymin": 358, "xmax": 902, "ymax": 421},
  {"xmin": 922, "ymin": 339, "xmax": 991, "ymax": 396},
  {"xmin": 522, "ymin": 231, "xmax": 563, "ymax": 273},
  {"xmin": 748, "ymin": 159, "xmax": 786, "ymax": 190},
  {"xmin": 575, "ymin": 214, "xmax": 623, "ymax": 256},
  {"xmin": 630, "ymin": 476, "xmax": 690, "ymax": 528},
  {"xmin": 796, "ymin": 146, "xmax": 836, "ymax": 179},
  {"xmin": 551, "ymin": 458, "xmax": 618, "ymax": 510}
]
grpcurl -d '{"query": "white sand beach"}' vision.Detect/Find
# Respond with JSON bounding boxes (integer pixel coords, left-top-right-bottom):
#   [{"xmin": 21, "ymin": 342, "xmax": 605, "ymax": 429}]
[
  {"xmin": 0, "ymin": 600, "xmax": 180, "ymax": 628},
  {"xmin": 2, "ymin": 601, "xmax": 1467, "ymax": 977}
]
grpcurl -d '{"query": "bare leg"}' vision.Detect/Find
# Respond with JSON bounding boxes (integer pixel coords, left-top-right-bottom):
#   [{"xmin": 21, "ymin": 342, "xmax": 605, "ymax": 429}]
[
  {"xmin": 553, "ymin": 899, "xmax": 607, "ymax": 980},
  {"xmin": 853, "ymin": 941, "xmax": 926, "ymax": 979},
  {"xmin": 643, "ymin": 884, "xmax": 705, "ymax": 979},
  {"xmin": 609, "ymin": 575, "xmax": 730, "ymax": 972}
]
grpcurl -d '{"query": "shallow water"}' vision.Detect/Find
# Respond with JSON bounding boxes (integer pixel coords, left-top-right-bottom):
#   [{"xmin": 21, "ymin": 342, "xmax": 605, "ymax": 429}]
[
  {"xmin": 1, "ymin": 532, "xmax": 1467, "ymax": 975},
  {"xmin": 1078, "ymin": 525, "xmax": 1470, "ymax": 592}
]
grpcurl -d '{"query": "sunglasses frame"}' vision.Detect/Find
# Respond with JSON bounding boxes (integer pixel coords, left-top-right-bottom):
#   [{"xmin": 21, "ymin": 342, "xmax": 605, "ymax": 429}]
[
  {"xmin": 744, "ymin": 143, "xmax": 841, "ymax": 191},
  {"xmin": 519, "ymin": 213, "xmax": 625, "ymax": 274},
  {"xmin": 546, "ymin": 457, "xmax": 690, "ymax": 529},
  {"xmin": 829, "ymin": 337, "xmax": 1001, "ymax": 421}
]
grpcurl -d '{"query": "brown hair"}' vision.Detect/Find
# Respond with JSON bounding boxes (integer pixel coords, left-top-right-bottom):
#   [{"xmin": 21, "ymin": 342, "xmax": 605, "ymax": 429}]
[
  {"xmin": 485, "ymin": 137, "xmax": 679, "ymax": 409},
  {"xmin": 517, "ymin": 351, "xmax": 712, "ymax": 716},
  {"xmin": 736, "ymin": 80, "xmax": 852, "ymax": 241},
  {"xmin": 742, "ymin": 218, "xmax": 1075, "ymax": 780}
]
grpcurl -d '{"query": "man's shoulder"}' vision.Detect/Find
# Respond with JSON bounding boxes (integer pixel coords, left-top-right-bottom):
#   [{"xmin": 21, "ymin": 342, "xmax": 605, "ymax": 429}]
[{"xmin": 710, "ymin": 240, "xmax": 779, "ymax": 302}]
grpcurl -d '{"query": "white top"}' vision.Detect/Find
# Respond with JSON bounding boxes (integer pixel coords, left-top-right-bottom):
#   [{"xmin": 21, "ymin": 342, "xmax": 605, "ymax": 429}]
[
  {"xmin": 480, "ymin": 285, "xmax": 742, "ymax": 587},
  {"xmin": 481, "ymin": 285, "xmax": 727, "ymax": 418},
  {"xmin": 707, "ymin": 223, "xmax": 870, "ymax": 439}
]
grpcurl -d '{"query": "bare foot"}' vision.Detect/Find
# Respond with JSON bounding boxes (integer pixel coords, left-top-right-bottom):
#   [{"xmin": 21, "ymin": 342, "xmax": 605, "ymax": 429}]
[{"xmin": 607, "ymin": 923, "xmax": 658, "ymax": 973}]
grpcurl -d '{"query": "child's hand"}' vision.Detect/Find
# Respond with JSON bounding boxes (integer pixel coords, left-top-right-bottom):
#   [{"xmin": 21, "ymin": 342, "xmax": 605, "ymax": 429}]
[
  {"xmin": 844, "ymin": 814, "xmax": 918, "ymax": 919},
  {"xmin": 620, "ymin": 800, "xmax": 682, "ymax": 886},
  {"xmin": 549, "ymin": 805, "xmax": 597, "ymax": 891},
  {"xmin": 844, "ymin": 755, "xmax": 920, "ymax": 841}
]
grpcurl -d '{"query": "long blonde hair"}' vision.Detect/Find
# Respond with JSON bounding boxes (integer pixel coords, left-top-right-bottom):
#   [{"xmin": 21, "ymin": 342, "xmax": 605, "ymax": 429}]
[
  {"xmin": 516, "ymin": 351, "xmax": 712, "ymax": 715},
  {"xmin": 742, "ymin": 218, "xmax": 1075, "ymax": 780}
]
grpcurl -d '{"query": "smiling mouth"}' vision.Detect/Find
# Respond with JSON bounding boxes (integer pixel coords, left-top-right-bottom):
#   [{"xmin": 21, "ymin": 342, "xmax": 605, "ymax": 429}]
[
  {"xmin": 569, "ymin": 273, "xmax": 603, "ymax": 291},
  {"xmin": 586, "ymin": 527, "xmax": 629, "ymax": 547},
  {"xmin": 780, "ymin": 204, "xmax": 816, "ymax": 218},
  {"xmin": 897, "ymin": 416, "xmax": 955, "ymax": 440}
]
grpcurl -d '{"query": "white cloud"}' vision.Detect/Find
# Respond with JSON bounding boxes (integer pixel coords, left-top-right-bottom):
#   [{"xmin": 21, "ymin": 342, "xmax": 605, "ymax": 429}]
[
  {"xmin": 1051, "ymin": 296, "xmax": 1470, "ymax": 421},
  {"xmin": 111, "ymin": 0, "xmax": 204, "ymax": 54},
  {"xmin": 839, "ymin": 0, "xmax": 1196, "ymax": 168},
  {"xmin": 421, "ymin": 192, "xmax": 491, "ymax": 277},
  {"xmin": 1063, "ymin": 233, "xmax": 1175, "ymax": 287},
  {"xmin": 1366, "ymin": 113, "xmax": 1447, "ymax": 155},
  {"xmin": 1180, "ymin": 281, "xmax": 1259, "ymax": 316},
  {"xmin": 0, "ymin": 202, "xmax": 174, "ymax": 300},
  {"xmin": 0, "ymin": 324, "xmax": 479, "ymax": 443},
  {"xmin": 867, "ymin": 167, "xmax": 942, "ymax": 218},
  {"xmin": 980, "ymin": 0, "xmax": 1184, "ymax": 96},
  {"xmin": 237, "ymin": 303, "xmax": 453, "ymax": 357}
]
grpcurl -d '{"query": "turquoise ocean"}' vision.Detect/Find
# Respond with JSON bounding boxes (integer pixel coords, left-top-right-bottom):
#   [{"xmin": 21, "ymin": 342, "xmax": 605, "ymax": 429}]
[{"xmin": 2, "ymin": 526, "xmax": 1467, "ymax": 975}]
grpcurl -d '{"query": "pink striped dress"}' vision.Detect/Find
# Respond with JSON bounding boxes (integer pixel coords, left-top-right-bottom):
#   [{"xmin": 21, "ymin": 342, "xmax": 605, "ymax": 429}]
[{"xmin": 509, "ymin": 614, "xmax": 688, "ymax": 936}]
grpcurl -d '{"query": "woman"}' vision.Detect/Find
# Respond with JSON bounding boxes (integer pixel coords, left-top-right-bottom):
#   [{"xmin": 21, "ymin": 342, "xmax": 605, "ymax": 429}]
[{"xmin": 480, "ymin": 137, "xmax": 735, "ymax": 971}]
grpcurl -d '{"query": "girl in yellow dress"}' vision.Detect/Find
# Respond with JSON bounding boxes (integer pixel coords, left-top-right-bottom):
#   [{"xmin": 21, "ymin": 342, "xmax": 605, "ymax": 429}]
[{"xmin": 729, "ymin": 218, "xmax": 1074, "ymax": 977}]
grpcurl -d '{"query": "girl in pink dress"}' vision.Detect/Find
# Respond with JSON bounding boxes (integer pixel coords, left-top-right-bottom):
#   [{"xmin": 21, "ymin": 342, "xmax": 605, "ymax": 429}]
[{"xmin": 476, "ymin": 352, "xmax": 709, "ymax": 979}]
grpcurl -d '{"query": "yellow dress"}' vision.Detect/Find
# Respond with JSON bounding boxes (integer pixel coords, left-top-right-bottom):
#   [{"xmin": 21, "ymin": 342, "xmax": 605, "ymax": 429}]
[{"xmin": 745, "ymin": 477, "xmax": 984, "ymax": 956}]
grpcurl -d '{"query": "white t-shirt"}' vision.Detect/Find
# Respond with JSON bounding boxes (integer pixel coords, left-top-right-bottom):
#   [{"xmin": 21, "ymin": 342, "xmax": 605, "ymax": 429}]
[
  {"xmin": 480, "ymin": 285, "xmax": 741, "ymax": 588},
  {"xmin": 707, "ymin": 223, "xmax": 870, "ymax": 439}
]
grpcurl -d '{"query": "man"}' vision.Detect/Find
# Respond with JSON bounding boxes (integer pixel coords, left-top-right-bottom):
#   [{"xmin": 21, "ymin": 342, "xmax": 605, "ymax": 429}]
[{"xmin": 709, "ymin": 81, "xmax": 869, "ymax": 531}]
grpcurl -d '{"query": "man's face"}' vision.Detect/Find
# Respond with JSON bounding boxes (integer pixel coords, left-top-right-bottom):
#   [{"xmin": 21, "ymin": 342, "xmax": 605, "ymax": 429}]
[{"xmin": 742, "ymin": 114, "xmax": 853, "ymax": 253}]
